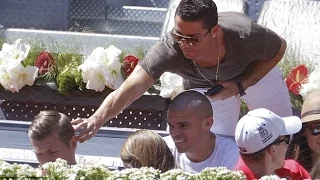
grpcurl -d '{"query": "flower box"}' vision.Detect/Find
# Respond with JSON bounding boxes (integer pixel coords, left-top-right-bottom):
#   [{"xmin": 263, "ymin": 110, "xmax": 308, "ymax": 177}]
[{"xmin": 0, "ymin": 85, "xmax": 170, "ymax": 130}]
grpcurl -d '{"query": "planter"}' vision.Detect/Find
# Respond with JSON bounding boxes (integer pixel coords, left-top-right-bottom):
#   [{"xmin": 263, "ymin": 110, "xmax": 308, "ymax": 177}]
[{"xmin": 0, "ymin": 86, "xmax": 170, "ymax": 130}]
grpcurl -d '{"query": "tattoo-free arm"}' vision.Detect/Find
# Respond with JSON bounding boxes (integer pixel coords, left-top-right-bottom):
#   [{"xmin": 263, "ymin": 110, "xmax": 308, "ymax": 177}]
[{"xmin": 92, "ymin": 65, "xmax": 156, "ymax": 124}]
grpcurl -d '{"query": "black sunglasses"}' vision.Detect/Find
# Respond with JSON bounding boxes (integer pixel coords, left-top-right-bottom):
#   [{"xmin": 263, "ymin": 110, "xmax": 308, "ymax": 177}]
[
  {"xmin": 272, "ymin": 135, "xmax": 291, "ymax": 145},
  {"xmin": 305, "ymin": 123, "xmax": 320, "ymax": 136},
  {"xmin": 171, "ymin": 29, "xmax": 210, "ymax": 46}
]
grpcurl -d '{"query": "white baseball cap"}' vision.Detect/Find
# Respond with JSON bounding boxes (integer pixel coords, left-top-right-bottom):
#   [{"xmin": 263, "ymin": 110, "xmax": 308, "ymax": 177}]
[{"xmin": 235, "ymin": 108, "xmax": 302, "ymax": 154}]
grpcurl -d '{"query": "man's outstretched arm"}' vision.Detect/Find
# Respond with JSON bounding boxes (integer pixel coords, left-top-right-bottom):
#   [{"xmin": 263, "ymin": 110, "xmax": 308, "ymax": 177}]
[{"xmin": 72, "ymin": 65, "xmax": 156, "ymax": 142}]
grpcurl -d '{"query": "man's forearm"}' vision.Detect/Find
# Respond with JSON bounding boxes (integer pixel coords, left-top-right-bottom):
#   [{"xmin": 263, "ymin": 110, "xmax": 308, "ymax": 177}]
[
  {"xmin": 90, "ymin": 65, "xmax": 155, "ymax": 124},
  {"xmin": 242, "ymin": 38, "xmax": 287, "ymax": 90},
  {"xmin": 92, "ymin": 87, "xmax": 138, "ymax": 123}
]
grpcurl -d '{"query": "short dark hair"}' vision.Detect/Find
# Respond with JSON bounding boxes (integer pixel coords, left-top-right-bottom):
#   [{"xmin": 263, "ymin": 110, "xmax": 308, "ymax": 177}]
[
  {"xmin": 240, "ymin": 146, "xmax": 268, "ymax": 163},
  {"xmin": 241, "ymin": 136, "xmax": 284, "ymax": 163},
  {"xmin": 175, "ymin": 0, "xmax": 218, "ymax": 30},
  {"xmin": 28, "ymin": 110, "xmax": 75, "ymax": 147},
  {"xmin": 168, "ymin": 90, "xmax": 213, "ymax": 119}
]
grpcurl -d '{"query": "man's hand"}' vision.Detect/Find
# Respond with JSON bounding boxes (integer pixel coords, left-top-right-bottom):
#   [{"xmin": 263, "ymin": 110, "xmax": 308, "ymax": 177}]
[
  {"xmin": 71, "ymin": 116, "xmax": 105, "ymax": 143},
  {"xmin": 207, "ymin": 80, "xmax": 239, "ymax": 100},
  {"xmin": 71, "ymin": 65, "xmax": 155, "ymax": 143}
]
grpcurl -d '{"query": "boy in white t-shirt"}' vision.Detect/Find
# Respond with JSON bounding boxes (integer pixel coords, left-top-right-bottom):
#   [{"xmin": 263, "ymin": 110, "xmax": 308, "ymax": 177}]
[{"xmin": 164, "ymin": 90, "xmax": 239, "ymax": 173}]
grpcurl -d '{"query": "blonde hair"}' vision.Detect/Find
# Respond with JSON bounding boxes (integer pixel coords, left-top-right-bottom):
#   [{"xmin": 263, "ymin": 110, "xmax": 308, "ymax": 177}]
[{"xmin": 120, "ymin": 130, "xmax": 175, "ymax": 172}]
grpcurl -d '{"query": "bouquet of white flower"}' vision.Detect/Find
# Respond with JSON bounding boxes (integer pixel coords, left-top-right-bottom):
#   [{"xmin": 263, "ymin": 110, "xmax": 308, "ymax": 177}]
[
  {"xmin": 160, "ymin": 169, "xmax": 194, "ymax": 180},
  {"xmin": 71, "ymin": 161, "xmax": 112, "ymax": 180},
  {"xmin": 0, "ymin": 39, "xmax": 38, "ymax": 93},
  {"xmin": 0, "ymin": 159, "xmax": 289, "ymax": 180},
  {"xmin": 0, "ymin": 159, "xmax": 42, "ymax": 179},
  {"xmin": 41, "ymin": 158, "xmax": 73, "ymax": 179},
  {"xmin": 78, "ymin": 45, "xmax": 124, "ymax": 92}
]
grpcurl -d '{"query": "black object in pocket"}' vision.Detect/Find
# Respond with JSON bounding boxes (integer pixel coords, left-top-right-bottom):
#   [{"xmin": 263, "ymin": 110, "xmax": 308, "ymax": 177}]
[{"xmin": 205, "ymin": 84, "xmax": 224, "ymax": 96}]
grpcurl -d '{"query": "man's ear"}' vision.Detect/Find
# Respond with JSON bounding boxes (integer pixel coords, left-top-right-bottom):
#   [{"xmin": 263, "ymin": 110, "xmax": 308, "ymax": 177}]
[
  {"xmin": 210, "ymin": 25, "xmax": 219, "ymax": 36},
  {"xmin": 267, "ymin": 145, "xmax": 275, "ymax": 155},
  {"xmin": 205, "ymin": 117, "xmax": 214, "ymax": 129}
]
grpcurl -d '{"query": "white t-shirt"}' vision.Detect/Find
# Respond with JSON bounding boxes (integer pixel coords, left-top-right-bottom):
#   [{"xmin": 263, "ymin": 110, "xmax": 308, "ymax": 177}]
[{"xmin": 164, "ymin": 134, "xmax": 239, "ymax": 173}]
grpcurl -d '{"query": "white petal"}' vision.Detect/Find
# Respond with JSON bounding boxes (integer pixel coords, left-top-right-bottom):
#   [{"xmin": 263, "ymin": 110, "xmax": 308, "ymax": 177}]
[
  {"xmin": 106, "ymin": 45, "xmax": 122, "ymax": 63},
  {"xmin": 0, "ymin": 66, "xmax": 19, "ymax": 92},
  {"xmin": 300, "ymin": 67, "xmax": 320, "ymax": 98},
  {"xmin": 0, "ymin": 39, "xmax": 30, "ymax": 64},
  {"xmin": 159, "ymin": 72, "xmax": 184, "ymax": 99},
  {"xmin": 86, "ymin": 47, "xmax": 105, "ymax": 63},
  {"xmin": 20, "ymin": 65, "xmax": 39, "ymax": 86},
  {"xmin": 105, "ymin": 69, "xmax": 124, "ymax": 90},
  {"xmin": 78, "ymin": 63, "xmax": 91, "ymax": 83},
  {"xmin": 85, "ymin": 66, "xmax": 108, "ymax": 92},
  {"xmin": 13, "ymin": 39, "xmax": 31, "ymax": 61}
]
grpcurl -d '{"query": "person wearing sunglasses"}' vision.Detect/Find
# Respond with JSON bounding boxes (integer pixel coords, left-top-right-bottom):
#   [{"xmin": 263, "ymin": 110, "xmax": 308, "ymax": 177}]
[
  {"xmin": 287, "ymin": 90, "xmax": 320, "ymax": 175},
  {"xmin": 234, "ymin": 108, "xmax": 311, "ymax": 179},
  {"xmin": 72, "ymin": 0, "xmax": 292, "ymax": 143}
]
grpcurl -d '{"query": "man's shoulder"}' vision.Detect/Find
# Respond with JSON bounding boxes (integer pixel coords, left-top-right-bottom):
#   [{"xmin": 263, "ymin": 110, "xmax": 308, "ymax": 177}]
[
  {"xmin": 214, "ymin": 135, "xmax": 239, "ymax": 159},
  {"xmin": 218, "ymin": 11, "xmax": 252, "ymax": 32},
  {"xmin": 234, "ymin": 158, "xmax": 258, "ymax": 179},
  {"xmin": 215, "ymin": 135, "xmax": 237, "ymax": 148},
  {"xmin": 218, "ymin": 11, "xmax": 250, "ymax": 21},
  {"xmin": 142, "ymin": 34, "xmax": 186, "ymax": 64}
]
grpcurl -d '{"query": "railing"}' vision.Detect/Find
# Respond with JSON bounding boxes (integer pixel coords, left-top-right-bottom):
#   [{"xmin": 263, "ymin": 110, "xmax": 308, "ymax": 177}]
[{"xmin": 0, "ymin": 85, "xmax": 170, "ymax": 130}]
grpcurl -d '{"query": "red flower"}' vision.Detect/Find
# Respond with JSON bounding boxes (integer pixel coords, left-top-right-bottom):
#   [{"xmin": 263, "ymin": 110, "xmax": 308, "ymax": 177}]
[
  {"xmin": 285, "ymin": 65, "xmax": 308, "ymax": 95},
  {"xmin": 122, "ymin": 55, "xmax": 139, "ymax": 77},
  {"xmin": 35, "ymin": 52, "xmax": 56, "ymax": 75}
]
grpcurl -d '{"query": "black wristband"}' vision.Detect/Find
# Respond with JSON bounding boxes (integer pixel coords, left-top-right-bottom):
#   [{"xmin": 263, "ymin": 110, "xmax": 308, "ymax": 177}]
[{"xmin": 234, "ymin": 79, "xmax": 246, "ymax": 97}]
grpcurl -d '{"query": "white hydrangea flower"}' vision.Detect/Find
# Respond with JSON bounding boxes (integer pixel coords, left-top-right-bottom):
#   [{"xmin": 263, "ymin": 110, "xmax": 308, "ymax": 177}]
[
  {"xmin": 0, "ymin": 159, "xmax": 252, "ymax": 179},
  {"xmin": 78, "ymin": 45, "xmax": 124, "ymax": 92},
  {"xmin": 128, "ymin": 167, "xmax": 160, "ymax": 180},
  {"xmin": 41, "ymin": 158, "xmax": 73, "ymax": 179},
  {"xmin": 300, "ymin": 65, "xmax": 320, "ymax": 99},
  {"xmin": 159, "ymin": 72, "xmax": 184, "ymax": 99},
  {"xmin": 260, "ymin": 175, "xmax": 286, "ymax": 180},
  {"xmin": 196, "ymin": 167, "xmax": 246, "ymax": 180},
  {"xmin": 161, "ymin": 168, "xmax": 193, "ymax": 180},
  {"xmin": 70, "ymin": 161, "xmax": 111, "ymax": 180}
]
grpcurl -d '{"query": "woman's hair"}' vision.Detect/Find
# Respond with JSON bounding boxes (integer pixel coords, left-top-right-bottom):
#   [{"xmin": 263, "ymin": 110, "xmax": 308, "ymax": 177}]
[
  {"xmin": 286, "ymin": 126, "xmax": 312, "ymax": 171},
  {"xmin": 120, "ymin": 130, "xmax": 175, "ymax": 172},
  {"xmin": 310, "ymin": 157, "xmax": 320, "ymax": 179}
]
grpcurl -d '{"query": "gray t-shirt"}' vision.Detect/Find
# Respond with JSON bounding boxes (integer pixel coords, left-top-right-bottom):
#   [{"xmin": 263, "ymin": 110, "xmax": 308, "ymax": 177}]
[{"xmin": 139, "ymin": 12, "xmax": 281, "ymax": 90}]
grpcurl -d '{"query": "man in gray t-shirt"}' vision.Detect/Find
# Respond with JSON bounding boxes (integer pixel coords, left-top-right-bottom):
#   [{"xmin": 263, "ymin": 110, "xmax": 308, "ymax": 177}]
[{"xmin": 74, "ymin": 0, "xmax": 292, "ymax": 141}]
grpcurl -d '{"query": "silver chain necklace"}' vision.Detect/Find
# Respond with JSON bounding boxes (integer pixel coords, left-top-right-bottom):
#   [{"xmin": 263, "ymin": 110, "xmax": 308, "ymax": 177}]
[{"xmin": 193, "ymin": 31, "xmax": 220, "ymax": 85}]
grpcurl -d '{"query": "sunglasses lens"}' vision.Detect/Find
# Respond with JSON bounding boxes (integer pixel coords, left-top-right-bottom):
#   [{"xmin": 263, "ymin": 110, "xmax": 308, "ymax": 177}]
[
  {"xmin": 186, "ymin": 38, "xmax": 198, "ymax": 45},
  {"xmin": 311, "ymin": 129, "xmax": 320, "ymax": 136},
  {"xmin": 171, "ymin": 31, "xmax": 199, "ymax": 45},
  {"xmin": 310, "ymin": 123, "xmax": 320, "ymax": 136},
  {"xmin": 172, "ymin": 33, "xmax": 181, "ymax": 43}
]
